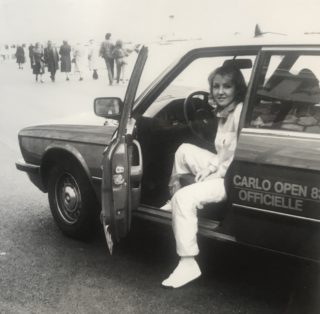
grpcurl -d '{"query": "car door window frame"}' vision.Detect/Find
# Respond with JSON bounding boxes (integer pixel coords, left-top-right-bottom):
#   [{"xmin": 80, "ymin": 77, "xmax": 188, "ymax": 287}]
[{"xmin": 132, "ymin": 46, "xmax": 261, "ymax": 118}]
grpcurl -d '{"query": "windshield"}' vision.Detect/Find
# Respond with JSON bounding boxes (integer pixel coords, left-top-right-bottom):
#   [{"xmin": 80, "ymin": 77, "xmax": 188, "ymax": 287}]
[{"xmin": 135, "ymin": 40, "xmax": 203, "ymax": 100}]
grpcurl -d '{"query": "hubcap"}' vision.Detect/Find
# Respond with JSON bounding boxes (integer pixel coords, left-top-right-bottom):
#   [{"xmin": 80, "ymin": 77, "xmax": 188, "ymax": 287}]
[{"xmin": 55, "ymin": 173, "xmax": 81, "ymax": 224}]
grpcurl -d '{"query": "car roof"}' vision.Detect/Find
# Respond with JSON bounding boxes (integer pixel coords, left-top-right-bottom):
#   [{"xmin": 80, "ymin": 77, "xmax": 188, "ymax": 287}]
[{"xmin": 155, "ymin": 34, "xmax": 320, "ymax": 52}]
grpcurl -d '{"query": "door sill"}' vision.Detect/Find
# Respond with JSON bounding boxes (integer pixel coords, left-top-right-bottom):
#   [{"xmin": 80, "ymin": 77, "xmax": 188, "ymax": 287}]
[
  {"xmin": 134, "ymin": 205, "xmax": 236, "ymax": 243},
  {"xmin": 133, "ymin": 205, "xmax": 172, "ymax": 226}
]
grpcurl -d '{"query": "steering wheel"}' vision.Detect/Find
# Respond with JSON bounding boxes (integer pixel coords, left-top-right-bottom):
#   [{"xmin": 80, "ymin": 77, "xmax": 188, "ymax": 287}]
[{"xmin": 183, "ymin": 91, "xmax": 216, "ymax": 144}]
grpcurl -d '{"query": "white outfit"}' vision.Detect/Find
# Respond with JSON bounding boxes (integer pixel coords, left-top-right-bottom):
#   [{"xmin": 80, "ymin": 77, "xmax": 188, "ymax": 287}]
[
  {"xmin": 171, "ymin": 103, "xmax": 243, "ymax": 256},
  {"xmin": 73, "ymin": 44, "xmax": 86, "ymax": 74},
  {"xmin": 88, "ymin": 42, "xmax": 100, "ymax": 70}
]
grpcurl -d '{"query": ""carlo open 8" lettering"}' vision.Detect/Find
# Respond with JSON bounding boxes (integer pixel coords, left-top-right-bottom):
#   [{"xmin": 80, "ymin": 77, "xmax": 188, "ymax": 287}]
[{"xmin": 233, "ymin": 175, "xmax": 320, "ymax": 211}]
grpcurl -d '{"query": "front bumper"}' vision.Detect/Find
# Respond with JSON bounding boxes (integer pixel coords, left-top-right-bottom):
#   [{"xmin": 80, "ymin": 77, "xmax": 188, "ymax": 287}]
[
  {"xmin": 15, "ymin": 160, "xmax": 45, "ymax": 192},
  {"xmin": 16, "ymin": 160, "xmax": 40, "ymax": 174}
]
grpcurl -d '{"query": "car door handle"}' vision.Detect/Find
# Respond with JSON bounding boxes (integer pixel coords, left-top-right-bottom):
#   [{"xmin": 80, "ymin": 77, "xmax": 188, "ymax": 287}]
[{"xmin": 130, "ymin": 139, "xmax": 143, "ymax": 181}]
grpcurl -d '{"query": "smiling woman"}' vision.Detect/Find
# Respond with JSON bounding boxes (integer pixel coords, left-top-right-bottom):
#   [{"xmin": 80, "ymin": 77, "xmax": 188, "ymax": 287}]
[{"xmin": 159, "ymin": 64, "xmax": 247, "ymax": 288}]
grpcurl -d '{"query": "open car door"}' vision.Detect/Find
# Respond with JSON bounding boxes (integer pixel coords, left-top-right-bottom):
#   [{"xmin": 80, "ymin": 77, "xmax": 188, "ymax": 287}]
[{"xmin": 101, "ymin": 46, "xmax": 148, "ymax": 253}]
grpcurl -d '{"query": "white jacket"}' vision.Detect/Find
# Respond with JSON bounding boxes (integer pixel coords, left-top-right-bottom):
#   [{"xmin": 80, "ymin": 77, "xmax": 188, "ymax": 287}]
[{"xmin": 211, "ymin": 102, "xmax": 243, "ymax": 178}]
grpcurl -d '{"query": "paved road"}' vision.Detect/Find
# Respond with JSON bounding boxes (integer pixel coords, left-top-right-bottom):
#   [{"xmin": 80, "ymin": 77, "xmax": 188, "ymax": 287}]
[{"xmin": 0, "ymin": 60, "xmax": 319, "ymax": 314}]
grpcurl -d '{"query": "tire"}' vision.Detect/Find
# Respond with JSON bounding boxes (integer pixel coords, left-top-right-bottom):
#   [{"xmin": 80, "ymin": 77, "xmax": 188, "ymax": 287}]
[{"xmin": 48, "ymin": 160, "xmax": 99, "ymax": 240}]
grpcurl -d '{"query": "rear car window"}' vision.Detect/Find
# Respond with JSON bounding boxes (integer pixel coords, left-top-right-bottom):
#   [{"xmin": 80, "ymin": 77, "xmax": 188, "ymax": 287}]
[{"xmin": 250, "ymin": 52, "xmax": 320, "ymax": 133}]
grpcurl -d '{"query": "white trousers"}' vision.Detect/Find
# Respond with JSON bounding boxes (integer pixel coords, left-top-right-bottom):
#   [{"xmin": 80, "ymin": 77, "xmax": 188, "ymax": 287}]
[{"xmin": 170, "ymin": 144, "xmax": 227, "ymax": 256}]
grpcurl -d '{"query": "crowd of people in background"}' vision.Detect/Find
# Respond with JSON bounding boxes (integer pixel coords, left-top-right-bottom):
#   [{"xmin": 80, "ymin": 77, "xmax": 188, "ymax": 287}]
[{"xmin": 0, "ymin": 33, "xmax": 139, "ymax": 85}]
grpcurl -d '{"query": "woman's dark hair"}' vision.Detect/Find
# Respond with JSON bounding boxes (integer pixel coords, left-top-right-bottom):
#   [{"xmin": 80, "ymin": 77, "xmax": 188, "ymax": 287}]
[
  {"xmin": 208, "ymin": 65, "xmax": 247, "ymax": 103},
  {"xmin": 115, "ymin": 40, "xmax": 123, "ymax": 48}
]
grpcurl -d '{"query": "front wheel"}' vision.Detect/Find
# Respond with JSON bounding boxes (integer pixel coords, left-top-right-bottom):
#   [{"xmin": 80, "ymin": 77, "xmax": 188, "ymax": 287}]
[{"xmin": 48, "ymin": 161, "xmax": 99, "ymax": 239}]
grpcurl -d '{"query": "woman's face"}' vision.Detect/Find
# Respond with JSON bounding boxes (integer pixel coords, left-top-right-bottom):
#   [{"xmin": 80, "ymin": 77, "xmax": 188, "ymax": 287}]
[{"xmin": 211, "ymin": 74, "xmax": 236, "ymax": 107}]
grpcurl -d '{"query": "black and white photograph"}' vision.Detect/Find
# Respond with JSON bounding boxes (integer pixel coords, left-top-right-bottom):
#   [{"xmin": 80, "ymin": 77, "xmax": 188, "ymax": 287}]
[{"xmin": 1, "ymin": 0, "xmax": 320, "ymax": 313}]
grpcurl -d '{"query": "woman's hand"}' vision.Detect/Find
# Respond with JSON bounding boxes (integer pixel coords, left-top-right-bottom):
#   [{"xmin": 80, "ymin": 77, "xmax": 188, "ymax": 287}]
[{"xmin": 195, "ymin": 166, "xmax": 217, "ymax": 182}]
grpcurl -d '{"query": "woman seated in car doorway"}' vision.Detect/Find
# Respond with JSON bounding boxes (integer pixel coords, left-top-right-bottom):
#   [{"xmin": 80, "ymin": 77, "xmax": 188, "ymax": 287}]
[{"xmin": 161, "ymin": 64, "xmax": 247, "ymax": 288}]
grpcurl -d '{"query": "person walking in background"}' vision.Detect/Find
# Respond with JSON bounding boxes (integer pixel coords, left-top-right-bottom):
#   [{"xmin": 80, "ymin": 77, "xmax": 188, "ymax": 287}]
[
  {"xmin": 31, "ymin": 42, "xmax": 45, "ymax": 83},
  {"xmin": 59, "ymin": 40, "xmax": 72, "ymax": 81},
  {"xmin": 73, "ymin": 43, "xmax": 86, "ymax": 81},
  {"xmin": 0, "ymin": 45, "xmax": 5, "ymax": 62},
  {"xmin": 4, "ymin": 44, "xmax": 10, "ymax": 60},
  {"xmin": 10, "ymin": 45, "xmax": 16, "ymax": 60},
  {"xmin": 88, "ymin": 39, "xmax": 100, "ymax": 80},
  {"xmin": 100, "ymin": 33, "xmax": 114, "ymax": 85},
  {"xmin": 44, "ymin": 41, "xmax": 59, "ymax": 82},
  {"xmin": 28, "ymin": 44, "xmax": 34, "ymax": 69},
  {"xmin": 15, "ymin": 45, "xmax": 25, "ymax": 69},
  {"xmin": 112, "ymin": 40, "xmax": 128, "ymax": 84},
  {"xmin": 121, "ymin": 43, "xmax": 140, "ymax": 82}
]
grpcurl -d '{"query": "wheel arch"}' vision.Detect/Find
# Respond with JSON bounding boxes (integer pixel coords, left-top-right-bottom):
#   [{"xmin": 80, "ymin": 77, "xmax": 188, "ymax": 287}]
[{"xmin": 40, "ymin": 144, "xmax": 93, "ymax": 192}]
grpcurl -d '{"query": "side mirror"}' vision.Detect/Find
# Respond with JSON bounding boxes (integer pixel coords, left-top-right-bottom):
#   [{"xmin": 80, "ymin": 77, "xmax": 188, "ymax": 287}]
[{"xmin": 94, "ymin": 97, "xmax": 123, "ymax": 120}]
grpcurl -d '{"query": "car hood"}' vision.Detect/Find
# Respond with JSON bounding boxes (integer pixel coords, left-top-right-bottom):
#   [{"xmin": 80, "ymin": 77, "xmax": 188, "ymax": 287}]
[{"xmin": 18, "ymin": 124, "xmax": 117, "ymax": 146}]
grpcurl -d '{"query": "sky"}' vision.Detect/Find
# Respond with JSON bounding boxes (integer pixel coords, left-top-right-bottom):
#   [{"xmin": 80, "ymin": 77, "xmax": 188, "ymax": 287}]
[{"xmin": 1, "ymin": 0, "xmax": 320, "ymax": 45}]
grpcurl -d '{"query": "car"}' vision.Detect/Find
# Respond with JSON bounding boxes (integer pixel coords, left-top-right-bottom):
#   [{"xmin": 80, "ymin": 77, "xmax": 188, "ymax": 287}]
[{"xmin": 16, "ymin": 37, "xmax": 320, "ymax": 261}]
